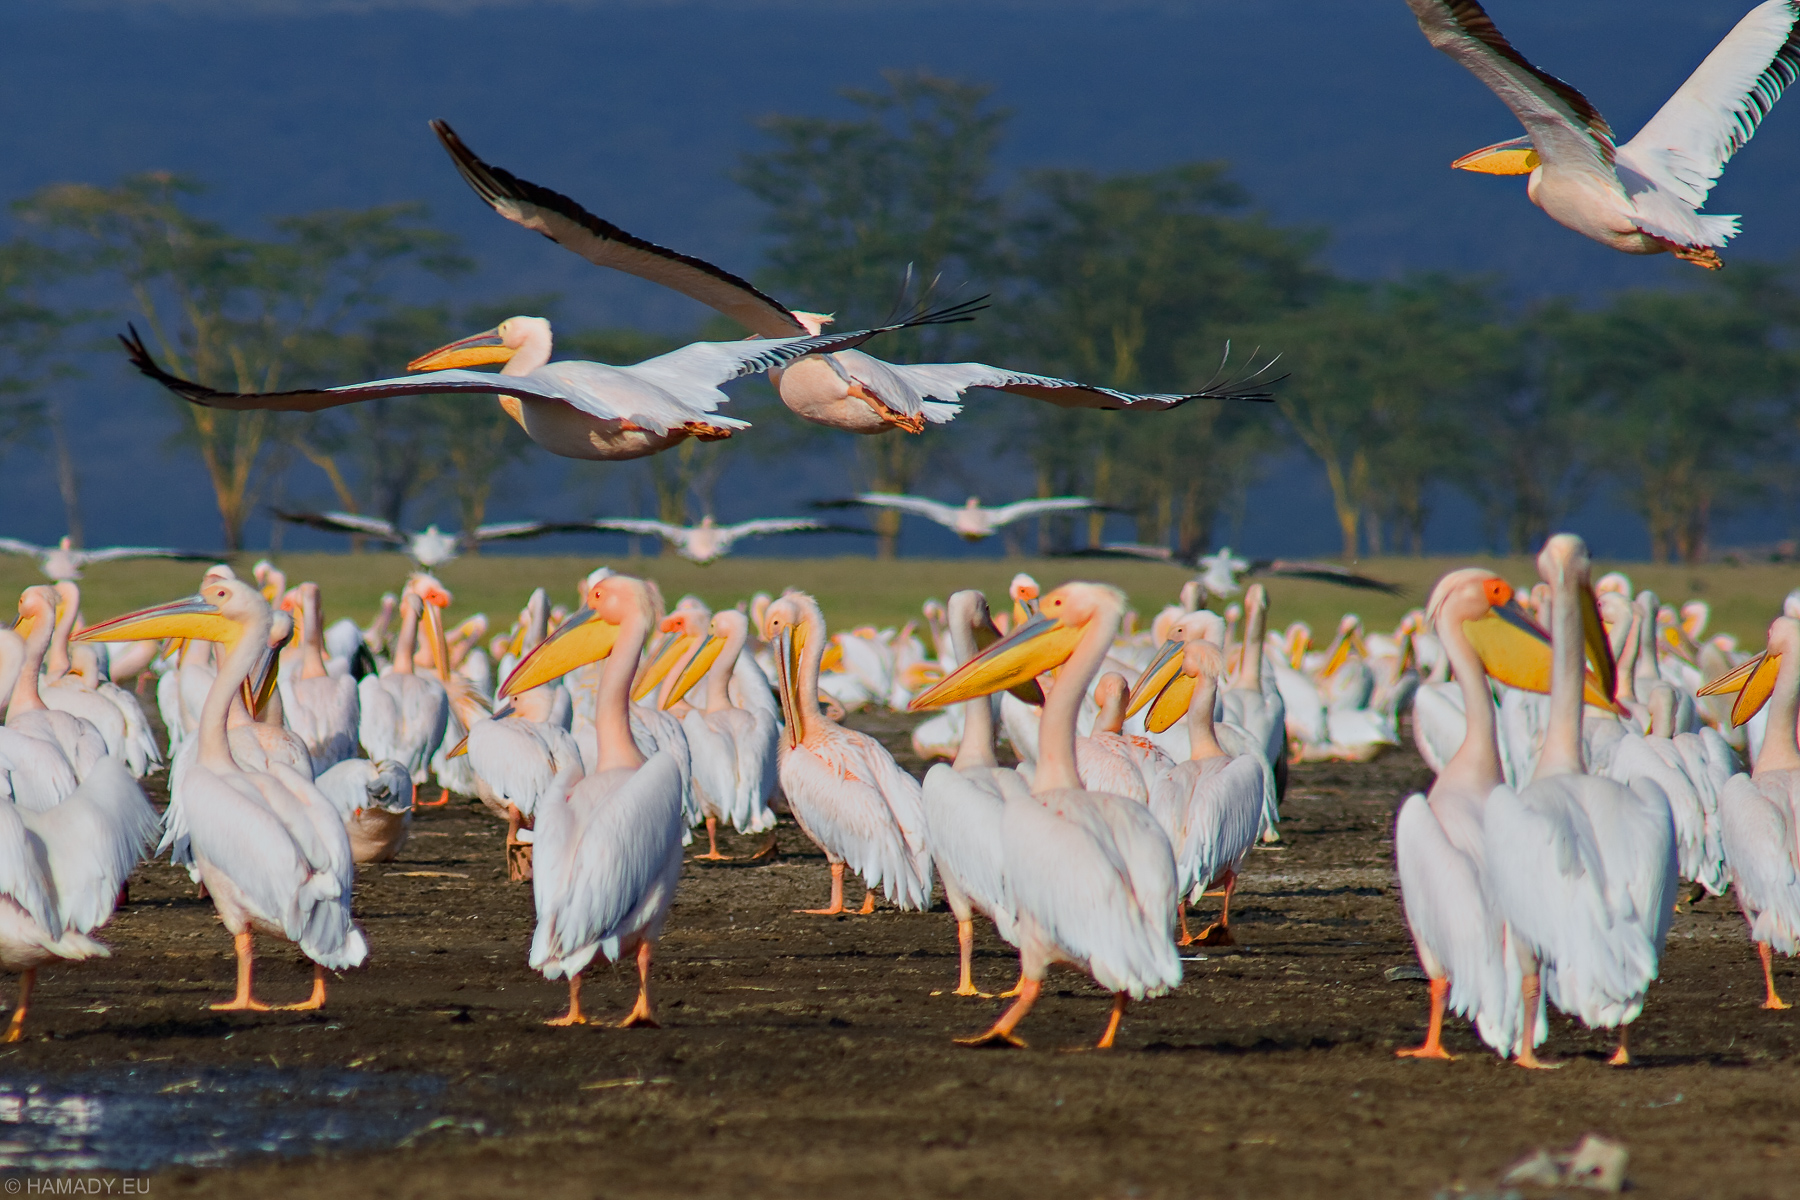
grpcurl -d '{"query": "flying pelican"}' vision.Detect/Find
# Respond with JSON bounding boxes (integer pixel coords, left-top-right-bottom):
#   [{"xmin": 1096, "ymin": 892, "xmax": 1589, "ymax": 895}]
[
  {"xmin": 0, "ymin": 535, "xmax": 213, "ymax": 582},
  {"xmin": 0, "ymin": 754, "xmax": 156, "ymax": 1042},
  {"xmin": 77, "ymin": 578, "xmax": 367, "ymax": 1011},
  {"xmin": 762, "ymin": 592, "xmax": 932, "ymax": 915},
  {"xmin": 1127, "ymin": 619, "xmax": 1267, "ymax": 947},
  {"xmin": 1389, "ymin": 568, "xmax": 1543, "ymax": 1061},
  {"xmin": 1484, "ymin": 535, "xmax": 1677, "ymax": 1068},
  {"xmin": 1406, "ymin": 0, "xmax": 1800, "ymax": 268},
  {"xmin": 1704, "ymin": 615, "xmax": 1800, "ymax": 1008},
  {"xmin": 578, "ymin": 516, "xmax": 864, "ymax": 564},
  {"xmin": 1065, "ymin": 543, "xmax": 1404, "ymax": 596},
  {"xmin": 659, "ymin": 609, "xmax": 779, "ymax": 859},
  {"xmin": 272, "ymin": 510, "xmax": 590, "ymax": 569},
  {"xmin": 278, "ymin": 583, "xmax": 360, "ymax": 774},
  {"xmin": 919, "ymin": 590, "xmax": 1023, "ymax": 997},
  {"xmin": 812, "ymin": 494, "xmax": 1102, "ymax": 542},
  {"xmin": 357, "ymin": 590, "xmax": 449, "ymax": 799},
  {"xmin": 426, "ymin": 119, "xmax": 1279, "ymax": 434},
  {"xmin": 498, "ymin": 572, "xmax": 686, "ymax": 1027},
  {"xmin": 122, "ymin": 301, "xmax": 982, "ymax": 463},
  {"xmin": 910, "ymin": 581, "xmax": 1181, "ymax": 1050}
]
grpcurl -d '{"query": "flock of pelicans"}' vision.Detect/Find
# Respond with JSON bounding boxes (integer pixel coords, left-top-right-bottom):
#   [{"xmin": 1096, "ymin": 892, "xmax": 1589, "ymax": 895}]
[{"xmin": 0, "ymin": 531, "xmax": 1798, "ymax": 1066}]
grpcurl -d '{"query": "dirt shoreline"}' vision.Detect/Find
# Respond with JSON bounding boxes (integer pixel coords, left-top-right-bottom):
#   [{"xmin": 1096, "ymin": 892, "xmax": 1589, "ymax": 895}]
[{"xmin": 0, "ymin": 711, "xmax": 1794, "ymax": 1198}]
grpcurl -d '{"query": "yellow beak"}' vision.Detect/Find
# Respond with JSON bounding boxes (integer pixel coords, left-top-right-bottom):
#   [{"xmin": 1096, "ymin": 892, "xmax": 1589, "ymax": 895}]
[
  {"xmin": 499, "ymin": 606, "xmax": 620, "ymax": 698},
  {"xmin": 408, "ymin": 328, "xmax": 515, "ymax": 371},
  {"xmin": 1126, "ymin": 639, "xmax": 1185, "ymax": 720},
  {"xmin": 662, "ymin": 632, "xmax": 724, "ymax": 710},
  {"xmin": 633, "ymin": 632, "xmax": 699, "ymax": 702},
  {"xmin": 909, "ymin": 614, "xmax": 1085, "ymax": 712},
  {"xmin": 774, "ymin": 626, "xmax": 804, "ymax": 749},
  {"xmin": 1451, "ymin": 138, "xmax": 1540, "ymax": 175},
  {"xmin": 969, "ymin": 609, "xmax": 1045, "ymax": 705},
  {"xmin": 1461, "ymin": 598, "xmax": 1622, "ymax": 713},
  {"xmin": 74, "ymin": 595, "xmax": 240, "ymax": 647},
  {"xmin": 1322, "ymin": 634, "xmax": 1354, "ymax": 678},
  {"xmin": 1698, "ymin": 651, "xmax": 1782, "ymax": 727}
]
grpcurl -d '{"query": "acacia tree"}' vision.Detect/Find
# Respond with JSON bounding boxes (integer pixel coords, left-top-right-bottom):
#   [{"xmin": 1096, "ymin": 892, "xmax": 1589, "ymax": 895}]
[
  {"xmin": 0, "ymin": 241, "xmax": 84, "ymax": 542},
  {"xmin": 15, "ymin": 174, "xmax": 466, "ymax": 549},
  {"xmin": 739, "ymin": 70, "xmax": 1006, "ymax": 557}
]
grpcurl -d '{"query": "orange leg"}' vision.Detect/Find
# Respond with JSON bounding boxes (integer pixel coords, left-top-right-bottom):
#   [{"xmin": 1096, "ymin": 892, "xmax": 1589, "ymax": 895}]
[
  {"xmin": 211, "ymin": 931, "xmax": 272, "ymax": 1012},
  {"xmin": 1193, "ymin": 870, "xmax": 1239, "ymax": 947},
  {"xmin": 1176, "ymin": 898, "xmax": 1194, "ymax": 946},
  {"xmin": 956, "ymin": 977, "xmax": 1039, "ymax": 1049},
  {"xmin": 857, "ymin": 886, "xmax": 877, "ymax": 916},
  {"xmin": 1095, "ymin": 992, "xmax": 1128, "ymax": 1049},
  {"xmin": 798, "ymin": 862, "xmax": 848, "ymax": 914},
  {"xmin": 1759, "ymin": 943, "xmax": 1791, "ymax": 1010},
  {"xmin": 1608, "ymin": 1025, "xmax": 1630, "ymax": 1067},
  {"xmin": 692, "ymin": 817, "xmax": 732, "ymax": 862},
  {"xmin": 1512, "ymin": 972, "xmax": 1559, "ymax": 1070},
  {"xmin": 996, "ymin": 968, "xmax": 1026, "ymax": 999},
  {"xmin": 414, "ymin": 779, "xmax": 450, "ymax": 809},
  {"xmin": 747, "ymin": 830, "xmax": 780, "ymax": 860},
  {"xmin": 546, "ymin": 973, "xmax": 588, "ymax": 1027},
  {"xmin": 2, "ymin": 969, "xmax": 35, "ymax": 1043},
  {"xmin": 619, "ymin": 940, "xmax": 660, "ymax": 1029},
  {"xmin": 278, "ymin": 964, "xmax": 329, "ymax": 1011},
  {"xmin": 953, "ymin": 919, "xmax": 981, "ymax": 997},
  {"xmin": 1395, "ymin": 976, "xmax": 1455, "ymax": 1060}
]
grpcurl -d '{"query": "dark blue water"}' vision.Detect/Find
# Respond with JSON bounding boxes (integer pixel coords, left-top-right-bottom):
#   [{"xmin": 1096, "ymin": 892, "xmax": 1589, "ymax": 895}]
[{"xmin": 0, "ymin": 1067, "xmax": 463, "ymax": 1172}]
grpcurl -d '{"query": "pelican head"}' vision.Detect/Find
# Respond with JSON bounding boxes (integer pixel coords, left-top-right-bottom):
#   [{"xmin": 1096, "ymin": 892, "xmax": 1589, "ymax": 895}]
[
  {"xmin": 13, "ymin": 585, "xmax": 63, "ymax": 642},
  {"xmin": 1008, "ymin": 573, "xmax": 1040, "ymax": 628},
  {"xmin": 1700, "ymin": 616, "xmax": 1799, "ymax": 727},
  {"xmin": 1534, "ymin": 533, "xmax": 1623, "ymax": 709},
  {"xmin": 910, "ymin": 582, "xmax": 1120, "ymax": 711},
  {"xmin": 1451, "ymin": 135, "xmax": 1540, "ymax": 175},
  {"xmin": 408, "ymin": 315, "xmax": 552, "ymax": 371},
  {"xmin": 762, "ymin": 592, "xmax": 827, "ymax": 747},
  {"xmin": 1127, "ymin": 609, "xmax": 1225, "ymax": 731},
  {"xmin": 75, "ymin": 576, "xmax": 263, "ymax": 648},
  {"xmin": 635, "ymin": 603, "xmax": 709, "ymax": 703},
  {"xmin": 500, "ymin": 573, "xmax": 653, "ymax": 698},
  {"xmin": 663, "ymin": 608, "xmax": 751, "ymax": 710}
]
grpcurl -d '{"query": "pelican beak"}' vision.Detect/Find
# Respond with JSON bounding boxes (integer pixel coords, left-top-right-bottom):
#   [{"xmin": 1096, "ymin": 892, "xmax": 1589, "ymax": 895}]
[
  {"xmin": 1451, "ymin": 137, "xmax": 1540, "ymax": 174},
  {"xmin": 1127, "ymin": 639, "xmax": 1186, "ymax": 720},
  {"xmin": 663, "ymin": 633, "xmax": 723, "ymax": 710},
  {"xmin": 910, "ymin": 614, "xmax": 1085, "ymax": 711},
  {"xmin": 1698, "ymin": 651, "xmax": 1782, "ymax": 726},
  {"xmin": 1578, "ymin": 582, "xmax": 1618, "ymax": 702},
  {"xmin": 774, "ymin": 627, "xmax": 803, "ymax": 749},
  {"xmin": 1145, "ymin": 670, "xmax": 1197, "ymax": 734},
  {"xmin": 970, "ymin": 611, "xmax": 1045, "ymax": 705},
  {"xmin": 819, "ymin": 639, "xmax": 845, "ymax": 675},
  {"xmin": 1462, "ymin": 597, "xmax": 1625, "ymax": 714},
  {"xmin": 1323, "ymin": 635, "xmax": 1354, "ymax": 678},
  {"xmin": 507, "ymin": 624, "xmax": 526, "ymax": 660},
  {"xmin": 408, "ymin": 327, "xmax": 513, "ymax": 371},
  {"xmin": 75, "ymin": 595, "xmax": 239, "ymax": 646},
  {"xmin": 420, "ymin": 597, "xmax": 452, "ymax": 683},
  {"xmin": 247, "ymin": 641, "xmax": 283, "ymax": 717},
  {"xmin": 499, "ymin": 606, "xmax": 619, "ymax": 698},
  {"xmin": 633, "ymin": 632, "xmax": 698, "ymax": 702},
  {"xmin": 12, "ymin": 612, "xmax": 36, "ymax": 638},
  {"xmin": 445, "ymin": 732, "xmax": 471, "ymax": 759}
]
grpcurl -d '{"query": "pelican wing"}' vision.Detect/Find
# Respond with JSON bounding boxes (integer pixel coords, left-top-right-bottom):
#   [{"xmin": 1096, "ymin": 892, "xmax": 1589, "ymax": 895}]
[
  {"xmin": 984, "ymin": 497, "xmax": 1102, "ymax": 527},
  {"xmin": 1719, "ymin": 773, "xmax": 1800, "ymax": 952},
  {"xmin": 823, "ymin": 494, "xmax": 965, "ymax": 526},
  {"xmin": 0, "ymin": 801, "xmax": 58, "ymax": 937},
  {"xmin": 272, "ymin": 509, "xmax": 406, "ymax": 544},
  {"xmin": 431, "ymin": 120, "xmax": 807, "ymax": 339},
  {"xmin": 469, "ymin": 520, "xmax": 593, "ymax": 544},
  {"xmin": 1407, "ymin": 0, "xmax": 1618, "ymax": 173},
  {"xmin": 712, "ymin": 518, "xmax": 840, "ymax": 550},
  {"xmin": 73, "ymin": 546, "xmax": 215, "ymax": 566},
  {"xmin": 1617, "ymin": 0, "xmax": 1800, "ymax": 209},
  {"xmin": 1255, "ymin": 560, "xmax": 1407, "ymax": 595},
  {"xmin": 0, "ymin": 538, "xmax": 46, "ymax": 559},
  {"xmin": 1052, "ymin": 542, "xmax": 1178, "ymax": 564},
  {"xmin": 582, "ymin": 518, "xmax": 686, "ymax": 541}
]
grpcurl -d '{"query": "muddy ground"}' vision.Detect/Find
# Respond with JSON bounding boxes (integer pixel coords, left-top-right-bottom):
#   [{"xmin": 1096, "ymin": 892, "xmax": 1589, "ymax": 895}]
[{"xmin": 3, "ymin": 710, "xmax": 1797, "ymax": 1199}]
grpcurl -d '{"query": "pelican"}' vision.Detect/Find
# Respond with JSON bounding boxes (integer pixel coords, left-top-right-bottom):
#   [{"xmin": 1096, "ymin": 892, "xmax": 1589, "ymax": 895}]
[
  {"xmin": 1222, "ymin": 584, "xmax": 1289, "ymax": 816},
  {"xmin": 659, "ymin": 609, "xmax": 779, "ymax": 859},
  {"xmin": 1705, "ymin": 615, "xmax": 1800, "ymax": 1008},
  {"xmin": 1128, "ymin": 629, "xmax": 1266, "ymax": 948},
  {"xmin": 578, "ymin": 516, "xmax": 860, "ymax": 564},
  {"xmin": 427, "ymin": 119, "xmax": 1277, "ymax": 435},
  {"xmin": 356, "ymin": 590, "xmax": 449, "ymax": 799},
  {"xmin": 278, "ymin": 583, "xmax": 359, "ymax": 774},
  {"xmin": 39, "ymin": 583, "xmax": 161, "ymax": 780},
  {"xmin": 1067, "ymin": 543, "xmax": 1403, "ymax": 595},
  {"xmin": 1406, "ymin": 0, "xmax": 1800, "ymax": 268},
  {"xmin": 918, "ymin": 590, "xmax": 1023, "ymax": 997},
  {"xmin": 123, "ymin": 301, "xmax": 982, "ymax": 462},
  {"xmin": 762, "ymin": 592, "xmax": 932, "ymax": 915},
  {"xmin": 813, "ymin": 494, "xmax": 1102, "ymax": 541},
  {"xmin": 0, "ymin": 754, "xmax": 156, "ymax": 1041},
  {"xmin": 77, "ymin": 578, "xmax": 367, "ymax": 1011},
  {"xmin": 1484, "ymin": 535, "xmax": 1677, "ymax": 1068},
  {"xmin": 498, "ymin": 573, "xmax": 686, "ymax": 1027},
  {"xmin": 0, "ymin": 535, "xmax": 212, "ymax": 582},
  {"xmin": 1390, "ymin": 568, "xmax": 1542, "ymax": 1061},
  {"xmin": 312, "ymin": 758, "xmax": 414, "ymax": 864},
  {"xmin": 10, "ymin": 588, "xmax": 106, "ymax": 779},
  {"xmin": 910, "ymin": 581, "xmax": 1181, "ymax": 1050},
  {"xmin": 1077, "ymin": 672, "xmax": 1165, "ymax": 803},
  {"xmin": 273, "ymin": 510, "xmax": 588, "ymax": 568}
]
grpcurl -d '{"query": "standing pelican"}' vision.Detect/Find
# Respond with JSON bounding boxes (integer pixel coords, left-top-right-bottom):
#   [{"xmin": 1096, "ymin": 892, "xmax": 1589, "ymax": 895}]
[
  {"xmin": 10, "ymin": 588, "xmax": 106, "ymax": 779},
  {"xmin": 357, "ymin": 591, "xmax": 449, "ymax": 800},
  {"xmin": 813, "ymin": 494, "xmax": 1102, "ymax": 541},
  {"xmin": 1406, "ymin": 0, "xmax": 1800, "ymax": 268},
  {"xmin": 918, "ymin": 590, "xmax": 1024, "ymax": 997},
  {"xmin": 498, "ymin": 573, "xmax": 686, "ymax": 1027},
  {"xmin": 762, "ymin": 592, "xmax": 932, "ymax": 914},
  {"xmin": 1484, "ymin": 535, "xmax": 1677, "ymax": 1067},
  {"xmin": 911, "ymin": 582, "xmax": 1181, "ymax": 1050},
  {"xmin": 78, "ymin": 579, "xmax": 366, "ymax": 1010},
  {"xmin": 1701, "ymin": 616, "xmax": 1800, "ymax": 1008},
  {"xmin": 280, "ymin": 583, "xmax": 360, "ymax": 774}
]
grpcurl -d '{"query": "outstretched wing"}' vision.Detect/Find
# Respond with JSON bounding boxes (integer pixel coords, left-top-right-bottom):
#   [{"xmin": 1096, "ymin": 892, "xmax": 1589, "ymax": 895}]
[
  {"xmin": 432, "ymin": 120, "xmax": 808, "ymax": 339},
  {"xmin": 818, "ymin": 494, "xmax": 964, "ymax": 526},
  {"xmin": 75, "ymin": 546, "xmax": 215, "ymax": 566},
  {"xmin": 0, "ymin": 538, "xmax": 46, "ymax": 560},
  {"xmin": 719, "ymin": 517, "xmax": 833, "ymax": 539},
  {"xmin": 1051, "ymin": 542, "xmax": 1179, "ymax": 564},
  {"xmin": 272, "ymin": 509, "xmax": 406, "ymax": 544},
  {"xmin": 582, "ymin": 518, "xmax": 686, "ymax": 540},
  {"xmin": 984, "ymin": 497, "xmax": 1102, "ymax": 526},
  {"xmin": 1253, "ymin": 559, "xmax": 1406, "ymax": 595},
  {"xmin": 1618, "ymin": 0, "xmax": 1800, "ymax": 208},
  {"xmin": 469, "ymin": 520, "xmax": 598, "ymax": 544},
  {"xmin": 885, "ymin": 356, "xmax": 1280, "ymax": 409},
  {"xmin": 1406, "ymin": 0, "xmax": 1618, "ymax": 177}
]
